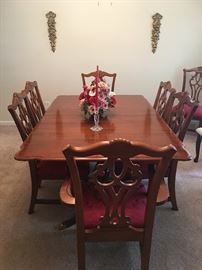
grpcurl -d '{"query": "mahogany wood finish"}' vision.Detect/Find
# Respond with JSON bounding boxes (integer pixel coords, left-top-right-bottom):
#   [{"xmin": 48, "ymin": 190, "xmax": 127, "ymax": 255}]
[
  {"xmin": 60, "ymin": 178, "xmax": 75, "ymax": 205},
  {"xmin": 24, "ymin": 81, "xmax": 46, "ymax": 127},
  {"xmin": 166, "ymin": 92, "xmax": 198, "ymax": 210},
  {"xmin": 168, "ymin": 92, "xmax": 198, "ymax": 141},
  {"xmin": 63, "ymin": 139, "xmax": 176, "ymax": 270},
  {"xmin": 8, "ymin": 93, "xmax": 33, "ymax": 141},
  {"xmin": 81, "ymin": 70, "xmax": 116, "ymax": 92},
  {"xmin": 153, "ymin": 81, "xmax": 176, "ymax": 123},
  {"xmin": 8, "ymin": 93, "xmax": 68, "ymax": 214},
  {"xmin": 15, "ymin": 95, "xmax": 190, "ymax": 163},
  {"xmin": 182, "ymin": 67, "xmax": 202, "ymax": 102},
  {"xmin": 182, "ymin": 67, "xmax": 202, "ymax": 162}
]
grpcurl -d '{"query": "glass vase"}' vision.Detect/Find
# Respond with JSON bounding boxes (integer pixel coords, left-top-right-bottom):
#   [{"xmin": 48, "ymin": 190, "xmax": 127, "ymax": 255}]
[{"xmin": 90, "ymin": 112, "xmax": 103, "ymax": 132}]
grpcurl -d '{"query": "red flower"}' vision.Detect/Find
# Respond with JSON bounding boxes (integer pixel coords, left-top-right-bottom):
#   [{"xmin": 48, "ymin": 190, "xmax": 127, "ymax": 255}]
[
  {"xmin": 89, "ymin": 96, "xmax": 97, "ymax": 106},
  {"xmin": 111, "ymin": 96, "xmax": 116, "ymax": 106},
  {"xmin": 79, "ymin": 92, "xmax": 85, "ymax": 100}
]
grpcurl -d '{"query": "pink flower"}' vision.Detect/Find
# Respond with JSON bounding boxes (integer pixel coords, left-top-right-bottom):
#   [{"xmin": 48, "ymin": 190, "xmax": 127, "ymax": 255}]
[
  {"xmin": 79, "ymin": 79, "xmax": 116, "ymax": 114},
  {"xmin": 79, "ymin": 99, "xmax": 85, "ymax": 109},
  {"xmin": 102, "ymin": 101, "xmax": 109, "ymax": 110}
]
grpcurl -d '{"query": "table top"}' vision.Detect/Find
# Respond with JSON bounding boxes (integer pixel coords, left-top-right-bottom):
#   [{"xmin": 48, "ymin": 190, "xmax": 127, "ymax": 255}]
[{"xmin": 15, "ymin": 95, "xmax": 191, "ymax": 161}]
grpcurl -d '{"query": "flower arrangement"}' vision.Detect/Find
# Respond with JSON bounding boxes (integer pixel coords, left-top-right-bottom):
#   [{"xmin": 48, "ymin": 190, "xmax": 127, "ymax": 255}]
[{"xmin": 79, "ymin": 79, "xmax": 116, "ymax": 120}]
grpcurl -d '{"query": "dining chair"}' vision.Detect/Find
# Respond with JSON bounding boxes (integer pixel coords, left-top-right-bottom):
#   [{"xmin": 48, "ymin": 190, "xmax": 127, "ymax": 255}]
[
  {"xmin": 9, "ymin": 90, "xmax": 90, "ymax": 214},
  {"xmin": 23, "ymin": 81, "xmax": 46, "ymax": 127},
  {"xmin": 182, "ymin": 67, "xmax": 202, "ymax": 162},
  {"xmin": 8, "ymin": 93, "xmax": 69, "ymax": 214},
  {"xmin": 153, "ymin": 81, "xmax": 176, "ymax": 123},
  {"xmin": 194, "ymin": 127, "xmax": 202, "ymax": 162},
  {"xmin": 62, "ymin": 138, "xmax": 176, "ymax": 270},
  {"xmin": 165, "ymin": 91, "xmax": 198, "ymax": 210},
  {"xmin": 81, "ymin": 70, "xmax": 116, "ymax": 92}
]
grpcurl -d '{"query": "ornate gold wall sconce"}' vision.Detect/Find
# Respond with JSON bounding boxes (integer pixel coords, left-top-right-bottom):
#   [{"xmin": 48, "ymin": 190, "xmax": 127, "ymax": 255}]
[
  {"xmin": 46, "ymin": 11, "xmax": 57, "ymax": 52},
  {"xmin": 151, "ymin": 13, "xmax": 163, "ymax": 53}
]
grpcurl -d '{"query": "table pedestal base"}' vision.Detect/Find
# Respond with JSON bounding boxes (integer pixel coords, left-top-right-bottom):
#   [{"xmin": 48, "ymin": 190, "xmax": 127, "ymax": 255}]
[{"xmin": 57, "ymin": 215, "xmax": 76, "ymax": 231}]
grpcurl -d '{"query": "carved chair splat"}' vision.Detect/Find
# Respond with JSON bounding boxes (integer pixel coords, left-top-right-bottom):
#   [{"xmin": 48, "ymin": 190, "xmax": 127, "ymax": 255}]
[
  {"xmin": 8, "ymin": 92, "xmax": 68, "ymax": 214},
  {"xmin": 153, "ymin": 81, "xmax": 176, "ymax": 123},
  {"xmin": 166, "ymin": 91, "xmax": 198, "ymax": 210},
  {"xmin": 24, "ymin": 81, "xmax": 46, "ymax": 127},
  {"xmin": 62, "ymin": 139, "xmax": 176, "ymax": 270},
  {"xmin": 182, "ymin": 67, "xmax": 202, "ymax": 162},
  {"xmin": 81, "ymin": 70, "xmax": 116, "ymax": 92}
]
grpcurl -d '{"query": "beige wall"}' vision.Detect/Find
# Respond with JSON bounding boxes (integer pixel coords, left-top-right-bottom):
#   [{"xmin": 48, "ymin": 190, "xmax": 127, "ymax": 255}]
[{"xmin": 0, "ymin": 0, "xmax": 202, "ymax": 122}]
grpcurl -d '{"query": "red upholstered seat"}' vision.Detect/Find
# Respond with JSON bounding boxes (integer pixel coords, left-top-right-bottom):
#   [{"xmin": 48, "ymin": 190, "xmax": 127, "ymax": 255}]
[
  {"xmin": 83, "ymin": 183, "xmax": 147, "ymax": 229},
  {"xmin": 61, "ymin": 139, "xmax": 176, "ymax": 270},
  {"xmin": 184, "ymin": 104, "xmax": 202, "ymax": 119}
]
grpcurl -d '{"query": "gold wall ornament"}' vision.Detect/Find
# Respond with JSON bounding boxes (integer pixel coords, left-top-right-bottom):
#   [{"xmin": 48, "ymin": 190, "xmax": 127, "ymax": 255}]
[
  {"xmin": 151, "ymin": 13, "xmax": 163, "ymax": 53},
  {"xmin": 46, "ymin": 11, "xmax": 57, "ymax": 52}
]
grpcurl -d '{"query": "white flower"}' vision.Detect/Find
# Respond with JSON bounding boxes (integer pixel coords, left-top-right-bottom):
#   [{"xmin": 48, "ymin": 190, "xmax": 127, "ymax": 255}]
[
  {"xmin": 88, "ymin": 105, "xmax": 95, "ymax": 115},
  {"xmin": 89, "ymin": 89, "xmax": 96, "ymax": 97},
  {"xmin": 109, "ymin": 91, "xmax": 116, "ymax": 97}
]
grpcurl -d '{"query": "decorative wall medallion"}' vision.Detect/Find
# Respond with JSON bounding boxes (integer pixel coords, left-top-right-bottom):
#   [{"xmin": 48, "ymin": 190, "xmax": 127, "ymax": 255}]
[
  {"xmin": 151, "ymin": 13, "xmax": 163, "ymax": 53},
  {"xmin": 46, "ymin": 11, "xmax": 57, "ymax": 52}
]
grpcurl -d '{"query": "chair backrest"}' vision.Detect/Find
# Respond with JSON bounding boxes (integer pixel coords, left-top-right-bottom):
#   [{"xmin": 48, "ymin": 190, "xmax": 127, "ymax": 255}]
[
  {"xmin": 167, "ymin": 92, "xmax": 198, "ymax": 141},
  {"xmin": 182, "ymin": 67, "xmax": 202, "ymax": 103},
  {"xmin": 153, "ymin": 81, "xmax": 176, "ymax": 122},
  {"xmin": 63, "ymin": 139, "xmax": 176, "ymax": 235},
  {"xmin": 8, "ymin": 93, "xmax": 33, "ymax": 141},
  {"xmin": 81, "ymin": 70, "xmax": 116, "ymax": 92},
  {"xmin": 24, "ymin": 81, "xmax": 46, "ymax": 126}
]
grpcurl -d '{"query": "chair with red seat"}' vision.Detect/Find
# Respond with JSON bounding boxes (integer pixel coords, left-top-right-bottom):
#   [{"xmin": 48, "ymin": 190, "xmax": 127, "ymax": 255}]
[
  {"xmin": 62, "ymin": 139, "xmax": 176, "ymax": 270},
  {"xmin": 9, "ymin": 90, "xmax": 90, "ymax": 214},
  {"xmin": 182, "ymin": 67, "xmax": 202, "ymax": 162},
  {"xmin": 153, "ymin": 81, "xmax": 176, "ymax": 123},
  {"xmin": 81, "ymin": 70, "xmax": 116, "ymax": 92},
  {"xmin": 149, "ymin": 92, "xmax": 198, "ymax": 209},
  {"xmin": 194, "ymin": 127, "xmax": 202, "ymax": 161},
  {"xmin": 8, "ymin": 92, "xmax": 69, "ymax": 213},
  {"xmin": 165, "ymin": 91, "xmax": 198, "ymax": 210},
  {"xmin": 23, "ymin": 81, "xmax": 46, "ymax": 127}
]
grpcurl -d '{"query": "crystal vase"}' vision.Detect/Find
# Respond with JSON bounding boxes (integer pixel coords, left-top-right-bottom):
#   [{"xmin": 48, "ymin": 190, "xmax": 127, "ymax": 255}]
[{"xmin": 90, "ymin": 112, "xmax": 103, "ymax": 132}]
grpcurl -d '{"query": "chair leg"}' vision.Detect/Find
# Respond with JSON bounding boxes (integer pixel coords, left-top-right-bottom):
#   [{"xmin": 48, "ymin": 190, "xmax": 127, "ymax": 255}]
[
  {"xmin": 77, "ymin": 238, "xmax": 86, "ymax": 270},
  {"xmin": 168, "ymin": 161, "xmax": 178, "ymax": 210},
  {"xmin": 194, "ymin": 133, "xmax": 201, "ymax": 162},
  {"xmin": 28, "ymin": 161, "xmax": 40, "ymax": 214},
  {"xmin": 38, "ymin": 178, "xmax": 42, "ymax": 188},
  {"xmin": 139, "ymin": 241, "xmax": 151, "ymax": 270}
]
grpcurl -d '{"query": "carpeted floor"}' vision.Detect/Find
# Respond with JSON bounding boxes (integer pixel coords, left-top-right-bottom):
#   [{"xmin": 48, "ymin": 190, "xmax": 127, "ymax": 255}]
[{"xmin": 0, "ymin": 126, "xmax": 201, "ymax": 270}]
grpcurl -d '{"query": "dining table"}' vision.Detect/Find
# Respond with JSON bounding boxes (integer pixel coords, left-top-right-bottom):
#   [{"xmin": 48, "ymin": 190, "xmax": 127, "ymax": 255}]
[
  {"xmin": 15, "ymin": 95, "xmax": 190, "ymax": 162},
  {"xmin": 14, "ymin": 95, "xmax": 191, "ymax": 229}
]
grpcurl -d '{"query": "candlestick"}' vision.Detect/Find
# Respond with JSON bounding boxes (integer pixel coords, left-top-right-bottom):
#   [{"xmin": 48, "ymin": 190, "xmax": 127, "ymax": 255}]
[
  {"xmin": 90, "ymin": 65, "xmax": 103, "ymax": 131},
  {"xmin": 95, "ymin": 65, "xmax": 99, "ymax": 111}
]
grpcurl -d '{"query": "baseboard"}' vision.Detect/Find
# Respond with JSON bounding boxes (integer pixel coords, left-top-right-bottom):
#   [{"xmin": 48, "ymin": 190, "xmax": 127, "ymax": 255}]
[{"xmin": 0, "ymin": 121, "xmax": 15, "ymax": 126}]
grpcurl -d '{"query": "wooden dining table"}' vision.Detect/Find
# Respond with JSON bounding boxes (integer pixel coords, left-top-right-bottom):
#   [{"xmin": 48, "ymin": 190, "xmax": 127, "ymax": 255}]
[
  {"xmin": 14, "ymin": 95, "xmax": 191, "ymax": 229},
  {"xmin": 15, "ymin": 95, "xmax": 190, "ymax": 162}
]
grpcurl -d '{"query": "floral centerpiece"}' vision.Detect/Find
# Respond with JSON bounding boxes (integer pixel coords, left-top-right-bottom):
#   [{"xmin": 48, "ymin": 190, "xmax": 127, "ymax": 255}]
[{"xmin": 79, "ymin": 78, "xmax": 116, "ymax": 120}]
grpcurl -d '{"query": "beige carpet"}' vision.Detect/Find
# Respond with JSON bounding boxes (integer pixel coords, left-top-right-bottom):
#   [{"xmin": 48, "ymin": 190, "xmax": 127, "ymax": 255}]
[{"xmin": 0, "ymin": 126, "xmax": 201, "ymax": 270}]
